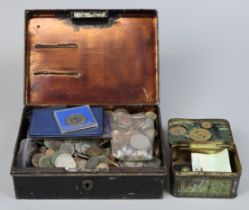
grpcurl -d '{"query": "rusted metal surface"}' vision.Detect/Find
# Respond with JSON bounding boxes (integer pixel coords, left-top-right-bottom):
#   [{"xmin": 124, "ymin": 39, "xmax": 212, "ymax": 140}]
[{"xmin": 25, "ymin": 10, "xmax": 159, "ymax": 106}]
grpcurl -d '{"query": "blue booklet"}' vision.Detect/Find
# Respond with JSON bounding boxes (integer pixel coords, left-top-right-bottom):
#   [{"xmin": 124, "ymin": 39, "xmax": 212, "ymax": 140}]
[{"xmin": 28, "ymin": 106, "xmax": 103, "ymax": 138}]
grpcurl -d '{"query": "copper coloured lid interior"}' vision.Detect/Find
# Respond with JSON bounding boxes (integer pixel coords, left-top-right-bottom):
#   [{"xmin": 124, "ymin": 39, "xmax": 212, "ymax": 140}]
[{"xmin": 25, "ymin": 10, "xmax": 159, "ymax": 106}]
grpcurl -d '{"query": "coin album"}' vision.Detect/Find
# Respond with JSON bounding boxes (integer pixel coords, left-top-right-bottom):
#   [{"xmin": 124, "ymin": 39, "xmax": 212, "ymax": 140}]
[{"xmin": 10, "ymin": 9, "xmax": 241, "ymax": 199}]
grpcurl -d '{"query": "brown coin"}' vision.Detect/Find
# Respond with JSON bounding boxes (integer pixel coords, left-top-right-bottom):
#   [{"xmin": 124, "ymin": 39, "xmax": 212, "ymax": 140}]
[
  {"xmin": 200, "ymin": 121, "xmax": 212, "ymax": 129},
  {"xmin": 170, "ymin": 125, "xmax": 187, "ymax": 136},
  {"xmin": 86, "ymin": 146, "xmax": 102, "ymax": 157},
  {"xmin": 45, "ymin": 149, "xmax": 54, "ymax": 157},
  {"xmin": 31, "ymin": 153, "xmax": 44, "ymax": 167},
  {"xmin": 189, "ymin": 128, "xmax": 212, "ymax": 142}
]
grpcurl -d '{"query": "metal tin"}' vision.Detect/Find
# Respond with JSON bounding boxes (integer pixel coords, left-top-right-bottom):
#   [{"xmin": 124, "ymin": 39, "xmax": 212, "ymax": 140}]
[{"xmin": 168, "ymin": 118, "xmax": 242, "ymax": 198}]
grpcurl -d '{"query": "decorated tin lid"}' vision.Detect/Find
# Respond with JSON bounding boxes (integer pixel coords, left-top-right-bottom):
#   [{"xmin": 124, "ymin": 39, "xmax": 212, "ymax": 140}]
[
  {"xmin": 168, "ymin": 118, "xmax": 233, "ymax": 144},
  {"xmin": 24, "ymin": 10, "xmax": 159, "ymax": 106}
]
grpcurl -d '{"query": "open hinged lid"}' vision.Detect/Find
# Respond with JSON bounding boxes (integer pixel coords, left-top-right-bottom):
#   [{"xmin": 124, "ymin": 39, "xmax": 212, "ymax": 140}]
[
  {"xmin": 25, "ymin": 10, "xmax": 159, "ymax": 106},
  {"xmin": 168, "ymin": 118, "xmax": 234, "ymax": 145}
]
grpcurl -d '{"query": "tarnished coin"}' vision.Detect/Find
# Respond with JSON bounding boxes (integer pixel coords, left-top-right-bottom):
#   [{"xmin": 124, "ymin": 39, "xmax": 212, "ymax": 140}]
[
  {"xmin": 39, "ymin": 146, "xmax": 47, "ymax": 154},
  {"xmin": 31, "ymin": 153, "xmax": 44, "ymax": 167},
  {"xmin": 65, "ymin": 114, "xmax": 86, "ymax": 126},
  {"xmin": 86, "ymin": 146, "xmax": 102, "ymax": 156},
  {"xmin": 59, "ymin": 142, "xmax": 75, "ymax": 155},
  {"xmin": 75, "ymin": 158, "xmax": 87, "ymax": 171},
  {"xmin": 130, "ymin": 134, "xmax": 150, "ymax": 150},
  {"xmin": 200, "ymin": 121, "xmax": 212, "ymax": 129},
  {"xmin": 189, "ymin": 128, "xmax": 212, "ymax": 142},
  {"xmin": 86, "ymin": 156, "xmax": 101, "ymax": 169},
  {"xmin": 86, "ymin": 156, "xmax": 109, "ymax": 169},
  {"xmin": 44, "ymin": 139, "xmax": 63, "ymax": 150},
  {"xmin": 181, "ymin": 166, "xmax": 191, "ymax": 172},
  {"xmin": 50, "ymin": 151, "xmax": 64, "ymax": 166},
  {"xmin": 81, "ymin": 144, "xmax": 91, "ymax": 154},
  {"xmin": 116, "ymin": 113, "xmax": 133, "ymax": 128},
  {"xmin": 170, "ymin": 125, "xmax": 187, "ymax": 136},
  {"xmin": 145, "ymin": 111, "xmax": 157, "ymax": 120},
  {"xmin": 38, "ymin": 155, "xmax": 52, "ymax": 168},
  {"xmin": 95, "ymin": 162, "xmax": 109, "ymax": 171},
  {"xmin": 144, "ymin": 158, "xmax": 161, "ymax": 168},
  {"xmin": 55, "ymin": 153, "xmax": 76, "ymax": 169},
  {"xmin": 45, "ymin": 149, "xmax": 54, "ymax": 157},
  {"xmin": 75, "ymin": 142, "xmax": 82, "ymax": 153}
]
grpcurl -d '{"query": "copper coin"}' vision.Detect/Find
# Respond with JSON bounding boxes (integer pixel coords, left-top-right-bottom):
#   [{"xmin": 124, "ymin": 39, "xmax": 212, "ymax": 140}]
[
  {"xmin": 86, "ymin": 146, "xmax": 102, "ymax": 156},
  {"xmin": 45, "ymin": 149, "xmax": 55, "ymax": 157},
  {"xmin": 31, "ymin": 153, "xmax": 44, "ymax": 167}
]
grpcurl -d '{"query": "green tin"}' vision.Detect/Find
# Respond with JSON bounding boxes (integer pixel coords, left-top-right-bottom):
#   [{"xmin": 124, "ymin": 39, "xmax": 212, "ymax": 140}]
[{"xmin": 168, "ymin": 118, "xmax": 242, "ymax": 198}]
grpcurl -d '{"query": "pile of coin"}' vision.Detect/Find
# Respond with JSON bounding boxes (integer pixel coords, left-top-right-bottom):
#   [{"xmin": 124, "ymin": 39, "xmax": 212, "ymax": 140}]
[
  {"xmin": 110, "ymin": 109, "xmax": 157, "ymax": 161},
  {"xmin": 31, "ymin": 139, "xmax": 116, "ymax": 172}
]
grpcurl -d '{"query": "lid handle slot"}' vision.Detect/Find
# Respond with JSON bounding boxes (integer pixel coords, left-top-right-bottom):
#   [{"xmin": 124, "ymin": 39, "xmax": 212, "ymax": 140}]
[{"xmin": 70, "ymin": 10, "xmax": 111, "ymax": 25}]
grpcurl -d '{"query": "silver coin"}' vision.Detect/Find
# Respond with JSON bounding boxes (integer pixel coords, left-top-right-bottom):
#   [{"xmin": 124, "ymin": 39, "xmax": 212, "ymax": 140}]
[
  {"xmin": 44, "ymin": 139, "xmax": 63, "ymax": 150},
  {"xmin": 85, "ymin": 156, "xmax": 101, "ymax": 169},
  {"xmin": 95, "ymin": 162, "xmax": 109, "ymax": 171},
  {"xmin": 130, "ymin": 134, "xmax": 150, "ymax": 150},
  {"xmin": 75, "ymin": 142, "xmax": 82, "ymax": 153},
  {"xmin": 50, "ymin": 151, "xmax": 64, "ymax": 166},
  {"xmin": 81, "ymin": 144, "xmax": 91, "ymax": 154},
  {"xmin": 85, "ymin": 155, "xmax": 109, "ymax": 170},
  {"xmin": 59, "ymin": 142, "xmax": 75, "ymax": 155},
  {"xmin": 38, "ymin": 155, "xmax": 52, "ymax": 168},
  {"xmin": 145, "ymin": 112, "xmax": 157, "ymax": 120},
  {"xmin": 116, "ymin": 113, "xmax": 133, "ymax": 128},
  {"xmin": 142, "ymin": 128, "xmax": 156, "ymax": 140},
  {"xmin": 76, "ymin": 159, "xmax": 87, "ymax": 171},
  {"xmin": 55, "ymin": 153, "xmax": 76, "ymax": 169}
]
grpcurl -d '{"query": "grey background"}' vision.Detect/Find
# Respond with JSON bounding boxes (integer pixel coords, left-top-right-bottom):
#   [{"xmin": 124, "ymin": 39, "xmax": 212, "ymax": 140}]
[{"xmin": 0, "ymin": 0, "xmax": 248, "ymax": 209}]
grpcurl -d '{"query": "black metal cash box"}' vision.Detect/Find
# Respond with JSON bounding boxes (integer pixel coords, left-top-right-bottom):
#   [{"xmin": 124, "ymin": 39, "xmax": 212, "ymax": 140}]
[{"xmin": 10, "ymin": 9, "xmax": 167, "ymax": 199}]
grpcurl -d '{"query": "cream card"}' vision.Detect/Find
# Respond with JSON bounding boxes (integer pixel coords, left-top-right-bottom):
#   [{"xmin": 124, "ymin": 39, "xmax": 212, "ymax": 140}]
[{"xmin": 191, "ymin": 148, "xmax": 232, "ymax": 172}]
